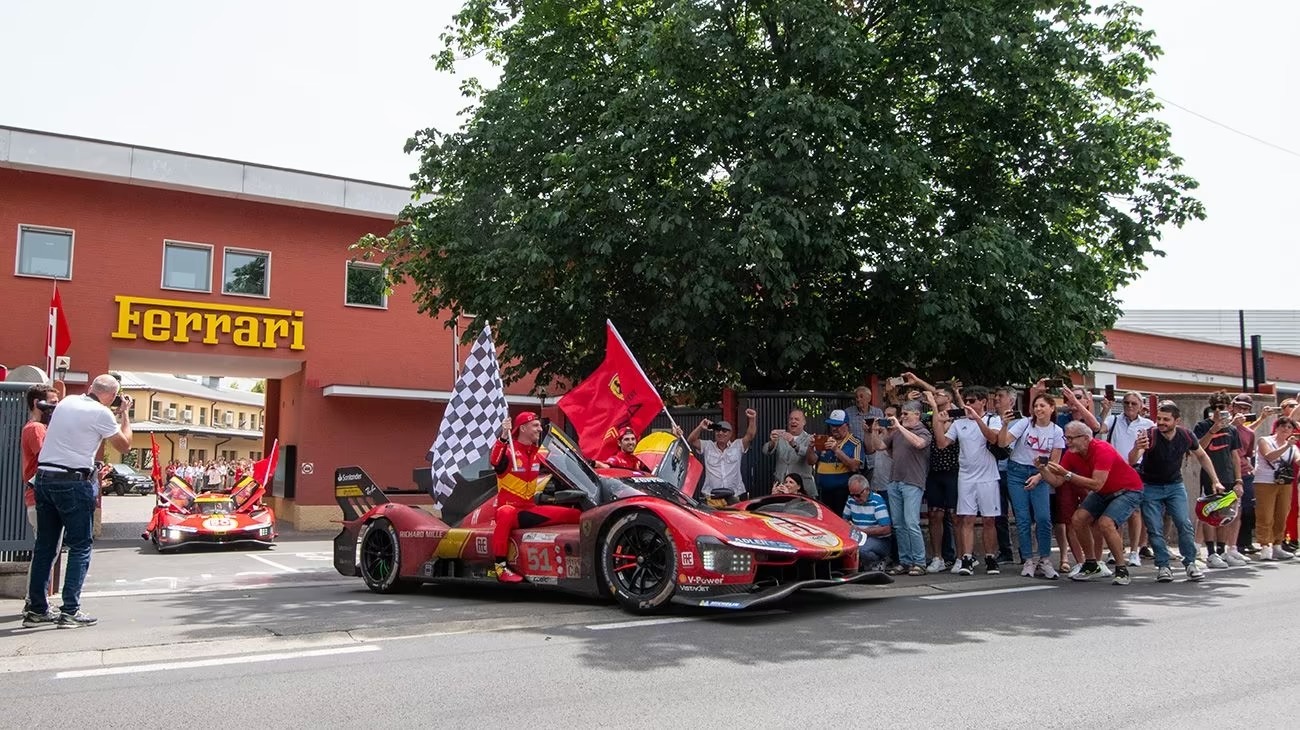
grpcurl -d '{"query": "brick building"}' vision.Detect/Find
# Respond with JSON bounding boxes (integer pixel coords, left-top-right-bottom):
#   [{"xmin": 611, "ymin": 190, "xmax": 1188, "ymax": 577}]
[{"xmin": 0, "ymin": 126, "xmax": 546, "ymax": 529}]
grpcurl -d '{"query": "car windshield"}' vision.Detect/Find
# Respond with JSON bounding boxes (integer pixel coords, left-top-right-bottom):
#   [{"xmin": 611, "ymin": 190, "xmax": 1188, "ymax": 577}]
[
  {"xmin": 195, "ymin": 499, "xmax": 234, "ymax": 515},
  {"xmin": 607, "ymin": 475, "xmax": 708, "ymax": 511}
]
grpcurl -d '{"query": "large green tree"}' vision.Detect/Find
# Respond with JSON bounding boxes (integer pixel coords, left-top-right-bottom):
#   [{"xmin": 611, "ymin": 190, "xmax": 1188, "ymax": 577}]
[{"xmin": 360, "ymin": 0, "xmax": 1202, "ymax": 397}]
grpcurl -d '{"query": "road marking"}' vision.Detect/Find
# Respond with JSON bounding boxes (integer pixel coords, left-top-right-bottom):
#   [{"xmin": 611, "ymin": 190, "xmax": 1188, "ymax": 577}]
[
  {"xmin": 920, "ymin": 585, "xmax": 1057, "ymax": 601},
  {"xmin": 585, "ymin": 609, "xmax": 788, "ymax": 631},
  {"xmin": 54, "ymin": 644, "xmax": 380, "ymax": 679},
  {"xmin": 247, "ymin": 554, "xmax": 300, "ymax": 573},
  {"xmin": 81, "ymin": 578, "xmax": 358, "ymax": 598}
]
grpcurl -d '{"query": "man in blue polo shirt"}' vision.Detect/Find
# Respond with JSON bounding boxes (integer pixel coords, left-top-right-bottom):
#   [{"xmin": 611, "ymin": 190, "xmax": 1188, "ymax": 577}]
[{"xmin": 843, "ymin": 474, "xmax": 892, "ymax": 569}]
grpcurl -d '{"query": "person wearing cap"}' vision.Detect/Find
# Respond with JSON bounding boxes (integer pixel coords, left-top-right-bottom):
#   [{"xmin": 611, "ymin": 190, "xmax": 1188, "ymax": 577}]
[
  {"xmin": 687, "ymin": 409, "xmax": 758, "ymax": 503},
  {"xmin": 806, "ymin": 409, "xmax": 864, "ymax": 517},
  {"xmin": 1192, "ymin": 392, "xmax": 1246, "ymax": 568},
  {"xmin": 1228, "ymin": 393, "xmax": 1259, "ymax": 555},
  {"xmin": 595, "ymin": 427, "xmax": 649, "ymax": 471},
  {"xmin": 487, "ymin": 412, "xmax": 581, "ymax": 583}
]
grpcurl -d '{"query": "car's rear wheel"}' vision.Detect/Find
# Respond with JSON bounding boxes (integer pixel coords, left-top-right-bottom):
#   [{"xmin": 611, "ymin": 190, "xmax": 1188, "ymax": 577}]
[
  {"xmin": 600, "ymin": 511, "xmax": 677, "ymax": 614},
  {"xmin": 114, "ymin": 481, "xmax": 126, "ymax": 497},
  {"xmin": 359, "ymin": 517, "xmax": 413, "ymax": 593}
]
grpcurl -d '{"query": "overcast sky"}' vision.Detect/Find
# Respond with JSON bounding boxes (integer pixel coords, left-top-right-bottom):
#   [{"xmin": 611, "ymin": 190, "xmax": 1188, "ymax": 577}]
[{"xmin": 3, "ymin": 1, "xmax": 1294, "ymax": 309}]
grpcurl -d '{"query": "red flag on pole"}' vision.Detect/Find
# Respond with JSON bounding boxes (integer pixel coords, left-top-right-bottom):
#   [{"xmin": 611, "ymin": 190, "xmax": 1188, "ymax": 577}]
[
  {"xmin": 252, "ymin": 439, "xmax": 280, "ymax": 487},
  {"xmin": 557, "ymin": 321, "xmax": 665, "ymax": 461},
  {"xmin": 150, "ymin": 433, "xmax": 163, "ymax": 489},
  {"xmin": 45, "ymin": 284, "xmax": 71, "ymax": 378}
]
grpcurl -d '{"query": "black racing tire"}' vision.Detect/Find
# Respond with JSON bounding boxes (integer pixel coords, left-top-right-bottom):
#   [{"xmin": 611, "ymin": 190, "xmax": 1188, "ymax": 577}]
[
  {"xmin": 358, "ymin": 517, "xmax": 414, "ymax": 594},
  {"xmin": 600, "ymin": 511, "xmax": 677, "ymax": 614},
  {"xmin": 114, "ymin": 481, "xmax": 126, "ymax": 497}
]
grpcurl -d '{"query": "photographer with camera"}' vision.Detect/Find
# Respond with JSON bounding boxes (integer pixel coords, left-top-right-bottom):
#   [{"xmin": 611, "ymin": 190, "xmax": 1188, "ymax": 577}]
[
  {"xmin": 688, "ymin": 409, "xmax": 757, "ymax": 504},
  {"xmin": 806, "ymin": 409, "xmax": 863, "ymax": 517},
  {"xmin": 869, "ymin": 401, "xmax": 931, "ymax": 575},
  {"xmin": 902, "ymin": 374, "xmax": 962, "ymax": 573},
  {"xmin": 23, "ymin": 374, "xmax": 133, "ymax": 629},
  {"xmin": 1193, "ymin": 392, "xmax": 1246, "ymax": 568},
  {"xmin": 20, "ymin": 381, "xmax": 63, "ymax": 616},
  {"xmin": 1253, "ymin": 417, "xmax": 1298, "ymax": 561},
  {"xmin": 761, "ymin": 409, "xmax": 816, "ymax": 498},
  {"xmin": 997, "ymin": 393, "xmax": 1065, "ymax": 579}
]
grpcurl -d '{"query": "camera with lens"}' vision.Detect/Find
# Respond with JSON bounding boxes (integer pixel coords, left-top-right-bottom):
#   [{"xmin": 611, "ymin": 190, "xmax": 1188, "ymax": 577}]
[
  {"xmin": 706, "ymin": 422, "xmax": 725, "ymax": 431},
  {"xmin": 36, "ymin": 400, "xmax": 57, "ymax": 414},
  {"xmin": 878, "ymin": 417, "xmax": 895, "ymax": 428},
  {"xmin": 111, "ymin": 394, "xmax": 124, "ymax": 409}
]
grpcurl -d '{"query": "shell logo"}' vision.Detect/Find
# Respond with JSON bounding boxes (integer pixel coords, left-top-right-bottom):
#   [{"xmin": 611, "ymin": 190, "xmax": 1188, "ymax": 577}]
[{"xmin": 202, "ymin": 516, "xmax": 238, "ymax": 532}]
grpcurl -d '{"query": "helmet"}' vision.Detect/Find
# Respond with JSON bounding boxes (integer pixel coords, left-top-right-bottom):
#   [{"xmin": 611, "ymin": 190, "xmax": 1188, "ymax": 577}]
[{"xmin": 1195, "ymin": 492, "xmax": 1240, "ymax": 527}]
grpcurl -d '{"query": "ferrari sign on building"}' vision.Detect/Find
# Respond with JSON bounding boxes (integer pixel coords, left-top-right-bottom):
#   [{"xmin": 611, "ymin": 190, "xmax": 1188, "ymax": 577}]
[{"xmin": 111, "ymin": 295, "xmax": 305, "ymax": 350}]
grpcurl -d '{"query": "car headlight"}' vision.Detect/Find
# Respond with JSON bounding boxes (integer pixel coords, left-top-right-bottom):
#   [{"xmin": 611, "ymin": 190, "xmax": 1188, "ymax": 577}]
[
  {"xmin": 167, "ymin": 529, "xmax": 182, "ymax": 540},
  {"xmin": 698, "ymin": 541, "xmax": 754, "ymax": 574}
]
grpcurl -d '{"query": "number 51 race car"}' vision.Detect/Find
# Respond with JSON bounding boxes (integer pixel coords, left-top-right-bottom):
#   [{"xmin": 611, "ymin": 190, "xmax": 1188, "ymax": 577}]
[{"xmin": 333, "ymin": 426, "xmax": 890, "ymax": 613}]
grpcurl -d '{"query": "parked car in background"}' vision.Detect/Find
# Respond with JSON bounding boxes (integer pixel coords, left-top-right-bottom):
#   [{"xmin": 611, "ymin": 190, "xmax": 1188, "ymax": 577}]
[{"xmin": 107, "ymin": 463, "xmax": 154, "ymax": 496}]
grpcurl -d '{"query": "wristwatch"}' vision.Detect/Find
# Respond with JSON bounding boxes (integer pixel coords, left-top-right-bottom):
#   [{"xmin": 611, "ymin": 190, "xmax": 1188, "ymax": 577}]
[{"xmin": 1064, "ymin": 471, "xmax": 1075, "ymax": 482}]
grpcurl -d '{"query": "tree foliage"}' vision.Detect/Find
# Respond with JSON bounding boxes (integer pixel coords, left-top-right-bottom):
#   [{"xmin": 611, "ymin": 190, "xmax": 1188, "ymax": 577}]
[{"xmin": 359, "ymin": 0, "xmax": 1203, "ymax": 397}]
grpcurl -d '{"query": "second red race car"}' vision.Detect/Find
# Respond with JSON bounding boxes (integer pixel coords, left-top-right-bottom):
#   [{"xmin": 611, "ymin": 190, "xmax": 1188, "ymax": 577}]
[
  {"xmin": 333, "ymin": 426, "xmax": 890, "ymax": 613},
  {"xmin": 143, "ymin": 472, "xmax": 278, "ymax": 552}
]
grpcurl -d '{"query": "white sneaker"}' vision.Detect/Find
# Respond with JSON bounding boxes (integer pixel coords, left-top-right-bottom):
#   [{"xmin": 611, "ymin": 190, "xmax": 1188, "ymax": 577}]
[
  {"xmin": 950, "ymin": 559, "xmax": 964, "ymax": 575},
  {"xmin": 1259, "ymin": 545, "xmax": 1275, "ymax": 561},
  {"xmin": 1207, "ymin": 553, "xmax": 1229, "ymax": 569},
  {"xmin": 1127, "ymin": 551, "xmax": 1142, "ymax": 568},
  {"xmin": 1223, "ymin": 550, "xmax": 1247, "ymax": 567},
  {"xmin": 1276, "ymin": 546, "xmax": 1296, "ymax": 561},
  {"xmin": 1098, "ymin": 563, "xmax": 1114, "ymax": 578},
  {"xmin": 1037, "ymin": 561, "xmax": 1060, "ymax": 580},
  {"xmin": 927, "ymin": 557, "xmax": 947, "ymax": 573},
  {"xmin": 1021, "ymin": 557, "xmax": 1039, "ymax": 577},
  {"xmin": 1186, "ymin": 563, "xmax": 1204, "ymax": 582},
  {"xmin": 1067, "ymin": 563, "xmax": 1083, "ymax": 578}
]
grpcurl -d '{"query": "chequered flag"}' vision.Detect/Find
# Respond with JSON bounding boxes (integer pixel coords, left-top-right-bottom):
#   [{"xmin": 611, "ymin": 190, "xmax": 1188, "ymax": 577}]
[{"xmin": 427, "ymin": 325, "xmax": 508, "ymax": 509}]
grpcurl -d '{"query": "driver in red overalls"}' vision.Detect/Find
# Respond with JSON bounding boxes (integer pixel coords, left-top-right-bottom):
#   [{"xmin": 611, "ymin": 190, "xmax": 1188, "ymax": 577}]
[
  {"xmin": 489, "ymin": 412, "xmax": 582, "ymax": 583},
  {"xmin": 594, "ymin": 427, "xmax": 650, "ymax": 471}
]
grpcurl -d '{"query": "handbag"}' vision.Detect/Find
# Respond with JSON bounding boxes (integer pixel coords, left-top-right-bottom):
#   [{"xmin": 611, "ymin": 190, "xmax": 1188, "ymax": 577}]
[
  {"xmin": 984, "ymin": 414, "xmax": 1012, "ymax": 460},
  {"xmin": 1270, "ymin": 442, "xmax": 1295, "ymax": 485}
]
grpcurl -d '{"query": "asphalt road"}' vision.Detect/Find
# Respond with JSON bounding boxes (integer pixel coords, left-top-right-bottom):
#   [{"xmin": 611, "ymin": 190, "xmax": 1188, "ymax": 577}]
[{"xmin": 2, "ymin": 548, "xmax": 1296, "ymax": 728}]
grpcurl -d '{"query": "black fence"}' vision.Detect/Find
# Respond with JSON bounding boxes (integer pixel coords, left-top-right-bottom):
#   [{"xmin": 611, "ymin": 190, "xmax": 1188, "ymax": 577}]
[
  {"xmin": 645, "ymin": 392, "xmax": 855, "ymax": 497},
  {"xmin": 0, "ymin": 382, "xmax": 33, "ymax": 559}
]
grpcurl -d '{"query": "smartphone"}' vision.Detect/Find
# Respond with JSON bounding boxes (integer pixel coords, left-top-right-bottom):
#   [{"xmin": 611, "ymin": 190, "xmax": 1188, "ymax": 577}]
[
  {"xmin": 1218, "ymin": 410, "xmax": 1231, "ymax": 421},
  {"xmin": 887, "ymin": 376, "xmax": 905, "ymax": 387},
  {"xmin": 1007, "ymin": 411, "xmax": 1024, "ymax": 420},
  {"xmin": 813, "ymin": 434, "xmax": 832, "ymax": 451},
  {"xmin": 1035, "ymin": 455, "xmax": 1051, "ymax": 466},
  {"xmin": 946, "ymin": 408, "xmax": 965, "ymax": 419},
  {"xmin": 1104, "ymin": 384, "xmax": 1115, "ymax": 400},
  {"xmin": 878, "ymin": 417, "xmax": 895, "ymax": 428},
  {"xmin": 1245, "ymin": 412, "xmax": 1258, "ymax": 421},
  {"xmin": 1043, "ymin": 378, "xmax": 1065, "ymax": 389}
]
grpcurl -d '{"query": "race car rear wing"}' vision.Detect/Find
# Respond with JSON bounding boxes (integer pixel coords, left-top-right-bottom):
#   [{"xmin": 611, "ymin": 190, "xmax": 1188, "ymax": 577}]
[{"xmin": 335, "ymin": 466, "xmax": 390, "ymax": 521}]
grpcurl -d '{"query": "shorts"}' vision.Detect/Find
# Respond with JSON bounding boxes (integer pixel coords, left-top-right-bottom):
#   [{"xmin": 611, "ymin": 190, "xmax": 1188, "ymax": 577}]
[
  {"xmin": 1079, "ymin": 489, "xmax": 1143, "ymax": 526},
  {"xmin": 957, "ymin": 479, "xmax": 1001, "ymax": 517},
  {"xmin": 1053, "ymin": 483, "xmax": 1087, "ymax": 525},
  {"xmin": 925, "ymin": 471, "xmax": 958, "ymax": 511}
]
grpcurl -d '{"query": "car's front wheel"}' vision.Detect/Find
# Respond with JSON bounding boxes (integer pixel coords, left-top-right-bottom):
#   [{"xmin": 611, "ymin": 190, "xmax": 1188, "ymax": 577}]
[
  {"xmin": 358, "ymin": 517, "xmax": 413, "ymax": 593},
  {"xmin": 600, "ymin": 511, "xmax": 677, "ymax": 614}
]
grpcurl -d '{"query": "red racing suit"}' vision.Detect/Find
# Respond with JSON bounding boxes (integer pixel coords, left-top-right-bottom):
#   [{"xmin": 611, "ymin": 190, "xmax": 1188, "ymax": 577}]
[
  {"xmin": 604, "ymin": 450, "xmax": 649, "ymax": 472},
  {"xmin": 489, "ymin": 439, "xmax": 581, "ymax": 559}
]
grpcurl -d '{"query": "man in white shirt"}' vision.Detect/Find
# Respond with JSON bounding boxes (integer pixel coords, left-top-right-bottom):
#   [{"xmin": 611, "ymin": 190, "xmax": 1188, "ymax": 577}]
[
  {"xmin": 24, "ymin": 374, "xmax": 133, "ymax": 630},
  {"xmin": 934, "ymin": 386, "xmax": 1004, "ymax": 576},
  {"xmin": 1099, "ymin": 391, "xmax": 1155, "ymax": 565},
  {"xmin": 687, "ymin": 409, "xmax": 758, "ymax": 502}
]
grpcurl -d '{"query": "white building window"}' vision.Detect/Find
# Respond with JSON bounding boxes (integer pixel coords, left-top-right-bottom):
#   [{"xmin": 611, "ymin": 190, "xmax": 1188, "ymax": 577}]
[
  {"xmin": 16, "ymin": 225, "xmax": 74, "ymax": 279},
  {"xmin": 162, "ymin": 241, "xmax": 213, "ymax": 292},
  {"xmin": 345, "ymin": 262, "xmax": 387, "ymax": 309},
  {"xmin": 222, "ymin": 248, "xmax": 271, "ymax": 297}
]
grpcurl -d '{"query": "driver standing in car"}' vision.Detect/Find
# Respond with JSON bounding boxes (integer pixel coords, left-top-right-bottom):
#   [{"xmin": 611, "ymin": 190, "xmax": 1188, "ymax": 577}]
[
  {"xmin": 594, "ymin": 427, "xmax": 650, "ymax": 471},
  {"xmin": 488, "ymin": 412, "xmax": 582, "ymax": 583}
]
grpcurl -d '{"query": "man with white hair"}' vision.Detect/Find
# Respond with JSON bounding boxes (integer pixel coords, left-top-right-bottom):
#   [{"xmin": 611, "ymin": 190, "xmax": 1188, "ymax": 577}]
[
  {"xmin": 1038, "ymin": 421, "xmax": 1145, "ymax": 585},
  {"xmin": 1099, "ymin": 391, "xmax": 1155, "ymax": 566},
  {"xmin": 23, "ymin": 374, "xmax": 133, "ymax": 628}
]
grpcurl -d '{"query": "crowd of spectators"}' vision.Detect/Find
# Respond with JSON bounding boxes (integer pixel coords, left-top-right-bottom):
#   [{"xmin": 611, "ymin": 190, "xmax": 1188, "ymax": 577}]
[
  {"xmin": 165, "ymin": 458, "xmax": 255, "ymax": 492},
  {"xmin": 689, "ymin": 377, "xmax": 1300, "ymax": 585}
]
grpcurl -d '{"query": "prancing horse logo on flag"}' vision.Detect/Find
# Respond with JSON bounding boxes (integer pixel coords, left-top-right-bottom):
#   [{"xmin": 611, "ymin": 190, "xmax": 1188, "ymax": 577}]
[{"xmin": 608, "ymin": 374, "xmax": 624, "ymax": 400}]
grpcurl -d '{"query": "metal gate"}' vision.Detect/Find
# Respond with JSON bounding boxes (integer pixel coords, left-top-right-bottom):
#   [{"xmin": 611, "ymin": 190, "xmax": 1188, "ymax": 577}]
[{"xmin": 0, "ymin": 382, "xmax": 33, "ymax": 559}]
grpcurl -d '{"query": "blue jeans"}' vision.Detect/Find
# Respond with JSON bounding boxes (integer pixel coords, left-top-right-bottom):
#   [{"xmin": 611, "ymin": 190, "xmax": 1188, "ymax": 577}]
[
  {"xmin": 1140, "ymin": 482, "xmax": 1197, "ymax": 568},
  {"xmin": 1007, "ymin": 461, "xmax": 1053, "ymax": 559},
  {"xmin": 887, "ymin": 481, "xmax": 925, "ymax": 567},
  {"xmin": 858, "ymin": 536, "xmax": 892, "ymax": 565},
  {"xmin": 27, "ymin": 475, "xmax": 96, "ymax": 614}
]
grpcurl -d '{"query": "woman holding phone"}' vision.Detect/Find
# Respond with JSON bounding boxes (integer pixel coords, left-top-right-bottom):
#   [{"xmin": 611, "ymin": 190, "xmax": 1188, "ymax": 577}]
[{"xmin": 998, "ymin": 393, "xmax": 1065, "ymax": 578}]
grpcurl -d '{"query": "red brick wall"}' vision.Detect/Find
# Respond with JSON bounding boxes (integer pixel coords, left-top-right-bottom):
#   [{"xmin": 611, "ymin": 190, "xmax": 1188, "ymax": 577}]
[
  {"xmin": 1105, "ymin": 329, "xmax": 1300, "ymax": 383},
  {"xmin": 0, "ymin": 168, "xmax": 539, "ymax": 507}
]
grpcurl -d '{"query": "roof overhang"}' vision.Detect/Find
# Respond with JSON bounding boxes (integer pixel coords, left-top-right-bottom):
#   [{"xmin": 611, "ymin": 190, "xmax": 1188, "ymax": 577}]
[{"xmin": 322, "ymin": 384, "xmax": 547, "ymax": 406}]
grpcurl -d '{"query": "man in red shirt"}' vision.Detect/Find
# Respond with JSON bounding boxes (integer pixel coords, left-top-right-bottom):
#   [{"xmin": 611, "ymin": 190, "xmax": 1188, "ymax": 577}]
[
  {"xmin": 488, "ymin": 412, "xmax": 581, "ymax": 583},
  {"xmin": 1038, "ymin": 421, "xmax": 1145, "ymax": 585},
  {"xmin": 595, "ymin": 427, "xmax": 650, "ymax": 471},
  {"xmin": 20, "ymin": 382, "xmax": 62, "ymax": 613}
]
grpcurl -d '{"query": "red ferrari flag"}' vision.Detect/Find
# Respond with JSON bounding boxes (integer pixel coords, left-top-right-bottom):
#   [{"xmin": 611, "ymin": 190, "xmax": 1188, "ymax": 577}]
[
  {"xmin": 150, "ymin": 433, "xmax": 163, "ymax": 489},
  {"xmin": 45, "ymin": 284, "xmax": 71, "ymax": 378},
  {"xmin": 558, "ymin": 321, "xmax": 664, "ymax": 461},
  {"xmin": 252, "ymin": 439, "xmax": 280, "ymax": 487}
]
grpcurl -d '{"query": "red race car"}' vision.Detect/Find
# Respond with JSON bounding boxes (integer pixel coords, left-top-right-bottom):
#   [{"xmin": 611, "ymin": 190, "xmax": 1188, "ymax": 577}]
[
  {"xmin": 333, "ymin": 427, "xmax": 890, "ymax": 613},
  {"xmin": 143, "ymin": 474, "xmax": 277, "ymax": 552}
]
